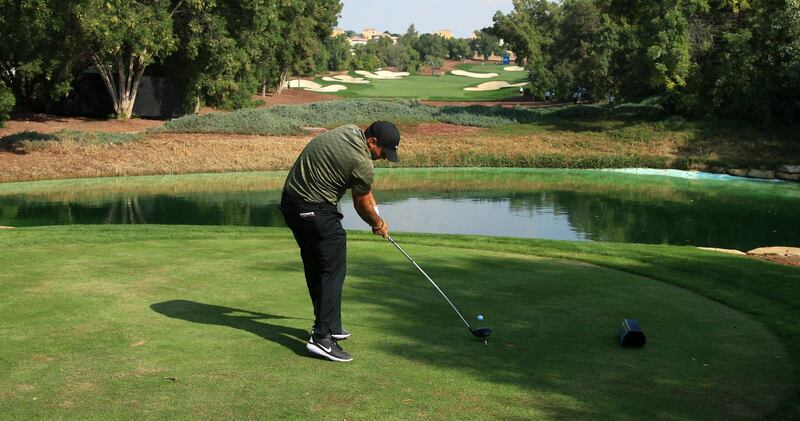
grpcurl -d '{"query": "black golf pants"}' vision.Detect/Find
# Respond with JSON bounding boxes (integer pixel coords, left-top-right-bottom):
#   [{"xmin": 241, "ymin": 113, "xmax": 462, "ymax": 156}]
[{"xmin": 280, "ymin": 192, "xmax": 346, "ymax": 336}]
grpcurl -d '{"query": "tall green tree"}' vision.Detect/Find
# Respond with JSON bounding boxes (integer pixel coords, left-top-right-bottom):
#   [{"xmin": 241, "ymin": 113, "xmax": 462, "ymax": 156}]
[
  {"xmin": 168, "ymin": 0, "xmax": 272, "ymax": 110},
  {"xmin": 350, "ymin": 44, "xmax": 381, "ymax": 71},
  {"xmin": 0, "ymin": 81, "xmax": 14, "ymax": 126},
  {"xmin": 400, "ymin": 24, "xmax": 420, "ymax": 50},
  {"xmin": 323, "ymin": 34, "xmax": 352, "ymax": 71},
  {"xmin": 490, "ymin": 0, "xmax": 559, "ymax": 65},
  {"xmin": 0, "ymin": 0, "xmax": 78, "ymax": 109},
  {"xmin": 555, "ymin": 0, "xmax": 618, "ymax": 97},
  {"xmin": 266, "ymin": 0, "xmax": 341, "ymax": 94},
  {"xmin": 490, "ymin": 1, "xmax": 559, "ymax": 99},
  {"xmin": 415, "ymin": 34, "xmax": 449, "ymax": 60},
  {"xmin": 71, "ymin": 0, "xmax": 177, "ymax": 119},
  {"xmin": 385, "ymin": 43, "xmax": 419, "ymax": 71},
  {"xmin": 473, "ymin": 30, "xmax": 502, "ymax": 60},
  {"xmin": 447, "ymin": 38, "xmax": 473, "ymax": 60}
]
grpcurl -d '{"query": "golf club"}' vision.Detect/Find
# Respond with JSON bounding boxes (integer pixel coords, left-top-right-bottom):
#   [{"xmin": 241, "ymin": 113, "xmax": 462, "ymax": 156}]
[{"xmin": 387, "ymin": 236, "xmax": 492, "ymax": 339}]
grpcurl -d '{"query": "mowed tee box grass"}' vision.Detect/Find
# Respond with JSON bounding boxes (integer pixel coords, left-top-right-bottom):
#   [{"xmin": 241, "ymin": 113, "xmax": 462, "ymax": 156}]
[
  {"xmin": 1, "ymin": 225, "xmax": 798, "ymax": 419},
  {"xmin": 316, "ymin": 63, "xmax": 530, "ymax": 101}
]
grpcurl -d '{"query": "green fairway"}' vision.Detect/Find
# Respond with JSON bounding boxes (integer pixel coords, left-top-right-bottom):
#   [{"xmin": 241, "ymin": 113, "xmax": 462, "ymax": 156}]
[
  {"xmin": 1, "ymin": 226, "xmax": 798, "ymax": 419},
  {"xmin": 317, "ymin": 63, "xmax": 529, "ymax": 101}
]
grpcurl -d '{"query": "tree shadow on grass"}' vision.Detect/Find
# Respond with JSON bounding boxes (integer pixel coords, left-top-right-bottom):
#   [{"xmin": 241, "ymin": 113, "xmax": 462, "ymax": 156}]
[
  {"xmin": 344, "ymin": 246, "xmax": 796, "ymax": 420},
  {"xmin": 0, "ymin": 131, "xmax": 58, "ymax": 154},
  {"xmin": 150, "ymin": 300, "xmax": 311, "ymax": 357}
]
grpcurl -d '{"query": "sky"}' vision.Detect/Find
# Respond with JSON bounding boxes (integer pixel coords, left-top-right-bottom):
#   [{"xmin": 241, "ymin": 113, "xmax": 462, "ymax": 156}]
[{"xmin": 337, "ymin": 0, "xmax": 515, "ymax": 38}]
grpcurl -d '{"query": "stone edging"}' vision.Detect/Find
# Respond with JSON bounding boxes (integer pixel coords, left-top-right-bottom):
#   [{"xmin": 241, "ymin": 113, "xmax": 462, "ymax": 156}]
[
  {"xmin": 702, "ymin": 164, "xmax": 800, "ymax": 182},
  {"xmin": 699, "ymin": 246, "xmax": 800, "ymax": 257}
]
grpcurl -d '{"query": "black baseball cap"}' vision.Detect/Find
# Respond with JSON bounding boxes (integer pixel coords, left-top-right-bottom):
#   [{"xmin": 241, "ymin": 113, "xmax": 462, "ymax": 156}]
[{"xmin": 365, "ymin": 121, "xmax": 400, "ymax": 162}]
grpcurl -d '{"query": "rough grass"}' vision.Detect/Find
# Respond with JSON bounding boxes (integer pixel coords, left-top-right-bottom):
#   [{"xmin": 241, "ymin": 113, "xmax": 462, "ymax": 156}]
[{"xmin": 0, "ymin": 225, "xmax": 798, "ymax": 419}]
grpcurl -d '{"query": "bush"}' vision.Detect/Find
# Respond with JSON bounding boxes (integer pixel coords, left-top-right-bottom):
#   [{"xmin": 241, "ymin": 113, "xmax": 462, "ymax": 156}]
[
  {"xmin": 161, "ymin": 99, "xmax": 677, "ymax": 136},
  {"xmin": 162, "ymin": 108, "xmax": 305, "ymax": 135},
  {"xmin": 0, "ymin": 130, "xmax": 141, "ymax": 153},
  {"xmin": 0, "ymin": 82, "xmax": 15, "ymax": 128}
]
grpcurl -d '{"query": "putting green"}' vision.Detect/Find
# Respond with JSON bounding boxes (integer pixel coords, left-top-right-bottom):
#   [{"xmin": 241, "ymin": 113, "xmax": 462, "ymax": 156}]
[{"xmin": 0, "ymin": 226, "xmax": 793, "ymax": 419}]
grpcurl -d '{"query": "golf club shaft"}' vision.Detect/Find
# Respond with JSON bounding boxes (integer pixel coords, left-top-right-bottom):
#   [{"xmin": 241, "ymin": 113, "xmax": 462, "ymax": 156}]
[{"xmin": 387, "ymin": 236, "xmax": 473, "ymax": 330}]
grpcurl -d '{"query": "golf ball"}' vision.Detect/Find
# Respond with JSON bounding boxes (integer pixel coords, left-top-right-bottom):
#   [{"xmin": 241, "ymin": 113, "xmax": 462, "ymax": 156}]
[{"xmin": 476, "ymin": 314, "xmax": 484, "ymax": 321}]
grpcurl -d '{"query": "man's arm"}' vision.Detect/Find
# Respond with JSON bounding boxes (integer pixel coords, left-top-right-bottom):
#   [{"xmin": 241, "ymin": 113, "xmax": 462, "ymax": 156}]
[{"xmin": 352, "ymin": 190, "xmax": 389, "ymax": 238}]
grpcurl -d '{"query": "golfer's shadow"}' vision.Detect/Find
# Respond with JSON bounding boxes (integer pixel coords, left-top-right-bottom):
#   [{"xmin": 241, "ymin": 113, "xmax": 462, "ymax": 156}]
[{"xmin": 150, "ymin": 300, "xmax": 310, "ymax": 356}]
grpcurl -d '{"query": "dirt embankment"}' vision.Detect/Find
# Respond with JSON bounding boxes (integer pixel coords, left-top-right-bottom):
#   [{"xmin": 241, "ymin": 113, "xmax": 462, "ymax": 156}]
[{"xmin": 0, "ymin": 117, "xmax": 482, "ymax": 182}]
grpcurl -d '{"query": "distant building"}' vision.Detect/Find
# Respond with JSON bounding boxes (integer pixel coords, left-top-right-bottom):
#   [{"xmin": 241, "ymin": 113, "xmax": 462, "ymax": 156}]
[
  {"xmin": 337, "ymin": 28, "xmax": 399, "ymax": 47},
  {"xmin": 362, "ymin": 28, "xmax": 381, "ymax": 39},
  {"xmin": 432, "ymin": 29, "xmax": 453, "ymax": 39},
  {"xmin": 348, "ymin": 36, "xmax": 369, "ymax": 46}
]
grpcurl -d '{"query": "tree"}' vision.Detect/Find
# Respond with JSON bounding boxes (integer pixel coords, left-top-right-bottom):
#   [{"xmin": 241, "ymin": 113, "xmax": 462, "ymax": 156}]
[
  {"xmin": 0, "ymin": 81, "xmax": 14, "ymax": 126},
  {"xmin": 447, "ymin": 38, "xmax": 473, "ymax": 60},
  {"xmin": 401, "ymin": 24, "xmax": 419, "ymax": 48},
  {"xmin": 603, "ymin": 0, "xmax": 693, "ymax": 95},
  {"xmin": 474, "ymin": 30, "xmax": 501, "ymax": 60},
  {"xmin": 0, "ymin": 0, "xmax": 79, "ymax": 109},
  {"xmin": 425, "ymin": 56, "xmax": 445, "ymax": 75},
  {"xmin": 324, "ymin": 34, "xmax": 352, "ymax": 71},
  {"xmin": 167, "ymin": 0, "xmax": 273, "ymax": 111},
  {"xmin": 385, "ymin": 43, "xmax": 419, "ymax": 71},
  {"xmin": 265, "ymin": 0, "xmax": 341, "ymax": 95},
  {"xmin": 72, "ymin": 0, "xmax": 177, "ymax": 119},
  {"xmin": 555, "ymin": 0, "xmax": 618, "ymax": 97},
  {"xmin": 416, "ymin": 34, "xmax": 448, "ymax": 60},
  {"xmin": 350, "ymin": 44, "xmax": 381, "ymax": 71},
  {"xmin": 489, "ymin": 0, "xmax": 559, "ymax": 65},
  {"xmin": 371, "ymin": 36, "xmax": 396, "ymax": 66},
  {"xmin": 490, "ymin": 1, "xmax": 560, "ymax": 99}
]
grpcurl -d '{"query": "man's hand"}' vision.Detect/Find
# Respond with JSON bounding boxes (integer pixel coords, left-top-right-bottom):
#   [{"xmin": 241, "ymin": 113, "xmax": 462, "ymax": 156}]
[
  {"xmin": 371, "ymin": 219, "xmax": 389, "ymax": 238},
  {"xmin": 353, "ymin": 190, "xmax": 389, "ymax": 238}
]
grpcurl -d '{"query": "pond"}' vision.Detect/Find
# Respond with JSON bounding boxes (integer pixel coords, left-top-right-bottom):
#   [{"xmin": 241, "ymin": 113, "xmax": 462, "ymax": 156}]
[{"xmin": 1, "ymin": 169, "xmax": 798, "ymax": 251}]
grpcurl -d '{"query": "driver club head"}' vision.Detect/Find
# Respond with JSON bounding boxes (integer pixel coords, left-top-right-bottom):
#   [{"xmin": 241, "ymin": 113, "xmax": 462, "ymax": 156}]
[{"xmin": 470, "ymin": 327, "xmax": 492, "ymax": 338}]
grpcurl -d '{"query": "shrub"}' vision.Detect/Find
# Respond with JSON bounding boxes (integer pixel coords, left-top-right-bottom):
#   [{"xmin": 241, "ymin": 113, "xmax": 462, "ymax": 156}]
[
  {"xmin": 435, "ymin": 106, "xmax": 516, "ymax": 127},
  {"xmin": 0, "ymin": 130, "xmax": 141, "ymax": 153},
  {"xmin": 162, "ymin": 108, "xmax": 305, "ymax": 135},
  {"xmin": 0, "ymin": 82, "xmax": 15, "ymax": 128},
  {"xmin": 161, "ymin": 99, "xmax": 677, "ymax": 135}
]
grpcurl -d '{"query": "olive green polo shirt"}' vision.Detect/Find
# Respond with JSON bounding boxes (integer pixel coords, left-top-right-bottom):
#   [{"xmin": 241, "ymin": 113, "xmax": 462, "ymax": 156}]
[{"xmin": 283, "ymin": 124, "xmax": 374, "ymax": 205}]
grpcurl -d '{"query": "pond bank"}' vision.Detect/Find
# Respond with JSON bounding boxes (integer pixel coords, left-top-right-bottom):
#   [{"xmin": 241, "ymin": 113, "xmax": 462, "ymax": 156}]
[{"xmin": 2, "ymin": 109, "xmax": 799, "ymax": 183}]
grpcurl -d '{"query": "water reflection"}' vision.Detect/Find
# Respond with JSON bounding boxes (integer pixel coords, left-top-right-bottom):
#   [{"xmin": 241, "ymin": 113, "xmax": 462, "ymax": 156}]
[{"xmin": 1, "ymin": 169, "xmax": 798, "ymax": 250}]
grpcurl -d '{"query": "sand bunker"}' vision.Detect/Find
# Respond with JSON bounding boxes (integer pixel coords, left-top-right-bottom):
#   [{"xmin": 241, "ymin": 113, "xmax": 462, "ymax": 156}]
[
  {"xmin": 504, "ymin": 66, "xmax": 525, "ymax": 71},
  {"xmin": 285, "ymin": 79, "xmax": 347, "ymax": 92},
  {"xmin": 354, "ymin": 70, "xmax": 410, "ymax": 80},
  {"xmin": 464, "ymin": 81, "xmax": 528, "ymax": 91},
  {"xmin": 451, "ymin": 70, "xmax": 498, "ymax": 79},
  {"xmin": 308, "ymin": 84, "xmax": 347, "ymax": 93},
  {"xmin": 322, "ymin": 75, "xmax": 370, "ymax": 84},
  {"xmin": 286, "ymin": 79, "xmax": 321, "ymax": 89}
]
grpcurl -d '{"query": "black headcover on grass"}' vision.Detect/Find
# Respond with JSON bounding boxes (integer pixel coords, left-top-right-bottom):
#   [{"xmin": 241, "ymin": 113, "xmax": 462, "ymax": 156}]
[{"xmin": 619, "ymin": 318, "xmax": 646, "ymax": 347}]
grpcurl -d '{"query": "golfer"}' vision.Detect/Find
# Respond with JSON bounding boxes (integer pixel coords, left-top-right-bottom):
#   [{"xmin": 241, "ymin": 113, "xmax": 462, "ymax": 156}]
[{"xmin": 280, "ymin": 121, "xmax": 400, "ymax": 362}]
